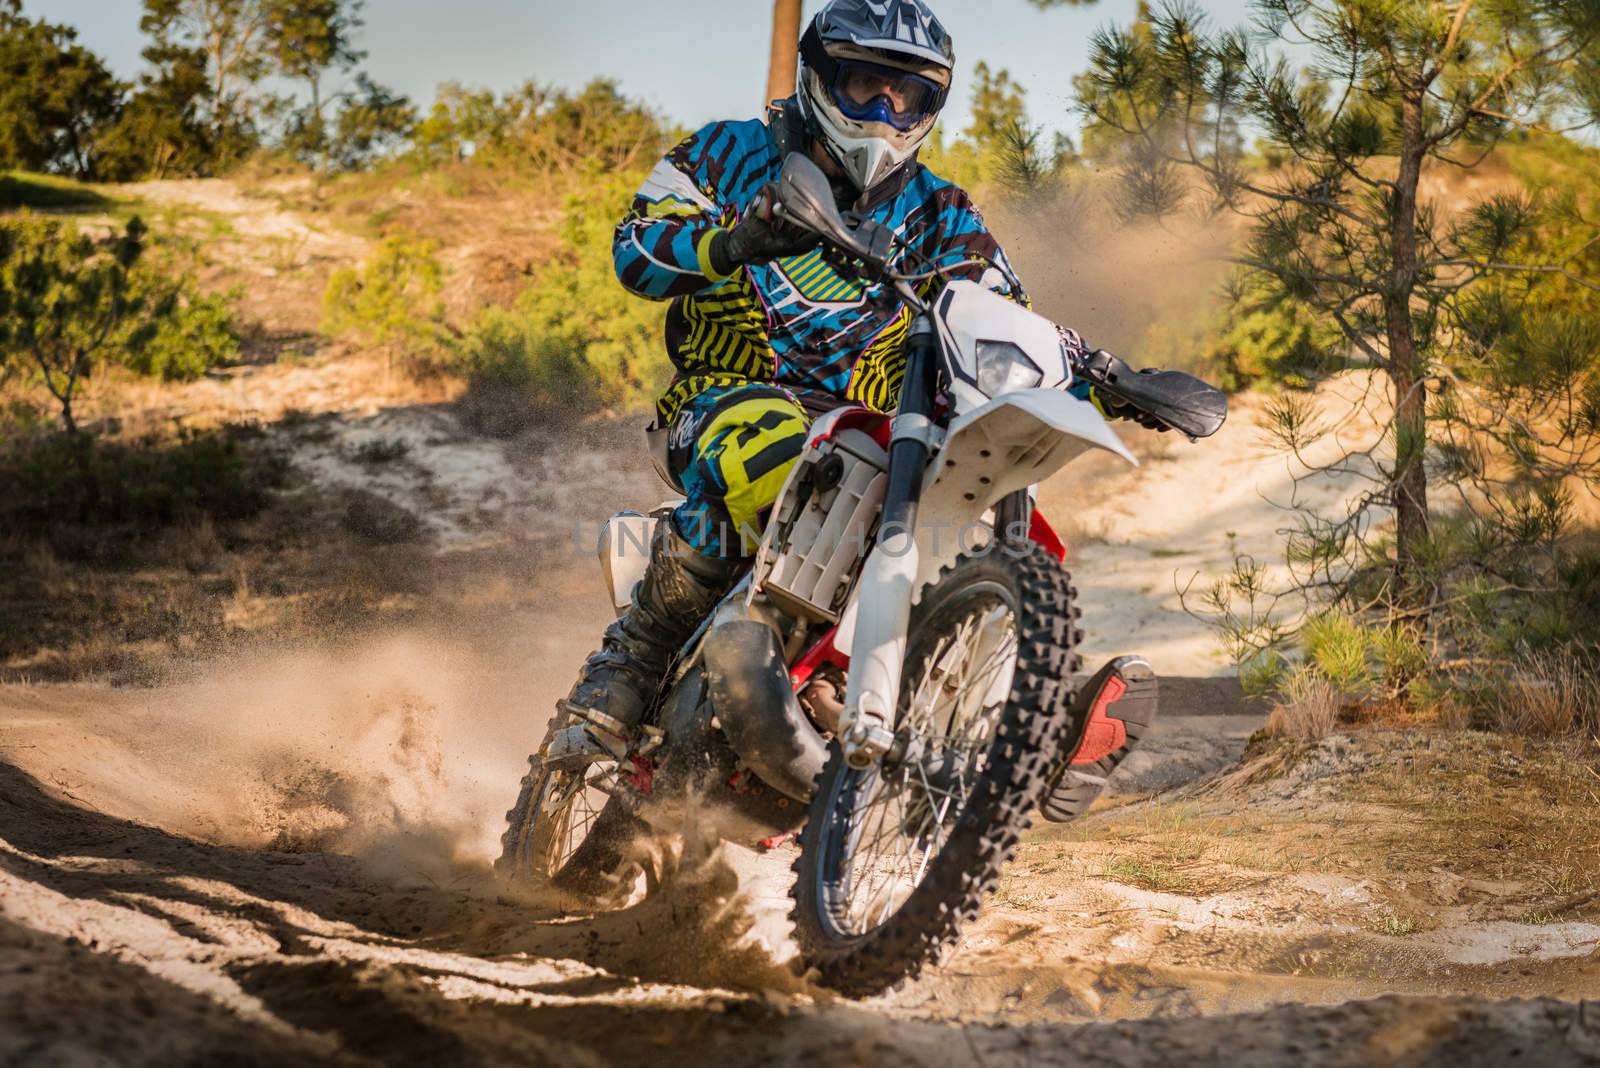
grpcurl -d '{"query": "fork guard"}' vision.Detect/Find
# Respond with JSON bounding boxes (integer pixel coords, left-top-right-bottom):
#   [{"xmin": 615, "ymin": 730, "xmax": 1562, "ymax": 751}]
[{"xmin": 703, "ymin": 619, "xmax": 830, "ymax": 803}]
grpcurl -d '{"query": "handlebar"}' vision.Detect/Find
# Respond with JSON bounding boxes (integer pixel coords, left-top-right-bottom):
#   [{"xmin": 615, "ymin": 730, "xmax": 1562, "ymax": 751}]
[
  {"xmin": 772, "ymin": 152, "xmax": 971, "ymax": 304},
  {"xmin": 771, "ymin": 152, "xmax": 1226, "ymax": 440}
]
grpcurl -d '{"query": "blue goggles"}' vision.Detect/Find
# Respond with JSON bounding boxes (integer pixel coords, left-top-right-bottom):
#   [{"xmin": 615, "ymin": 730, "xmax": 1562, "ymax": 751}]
[
  {"xmin": 827, "ymin": 58, "xmax": 944, "ymax": 131},
  {"xmin": 801, "ymin": 28, "xmax": 949, "ymax": 133}
]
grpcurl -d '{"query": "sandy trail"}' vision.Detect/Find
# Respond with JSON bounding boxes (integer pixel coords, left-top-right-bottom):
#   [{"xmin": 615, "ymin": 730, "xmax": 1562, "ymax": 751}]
[
  {"xmin": 4, "ymin": 685, "xmax": 1598, "ymax": 1066},
  {"xmin": 4, "ymin": 388, "xmax": 1598, "ymax": 1064},
  {"xmin": 126, "ymin": 177, "xmax": 366, "ymax": 267}
]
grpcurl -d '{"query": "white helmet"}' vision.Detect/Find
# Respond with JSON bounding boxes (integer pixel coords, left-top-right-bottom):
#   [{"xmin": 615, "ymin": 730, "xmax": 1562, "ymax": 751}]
[{"xmin": 795, "ymin": 0, "xmax": 955, "ymax": 198}]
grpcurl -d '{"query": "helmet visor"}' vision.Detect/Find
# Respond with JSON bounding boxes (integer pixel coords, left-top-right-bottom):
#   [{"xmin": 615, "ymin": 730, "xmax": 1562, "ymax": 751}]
[{"xmin": 827, "ymin": 58, "xmax": 944, "ymax": 131}]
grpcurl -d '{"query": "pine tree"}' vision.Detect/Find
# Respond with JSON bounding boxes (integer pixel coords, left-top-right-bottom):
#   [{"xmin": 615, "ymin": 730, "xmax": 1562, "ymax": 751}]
[
  {"xmin": 1078, "ymin": 0, "xmax": 1600, "ymax": 628},
  {"xmin": 139, "ymin": 0, "xmax": 283, "ymax": 165},
  {"xmin": 0, "ymin": 0, "xmax": 123, "ymax": 179}
]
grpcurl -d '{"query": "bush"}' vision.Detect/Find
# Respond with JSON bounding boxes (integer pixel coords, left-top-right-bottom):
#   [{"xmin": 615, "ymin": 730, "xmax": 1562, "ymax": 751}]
[
  {"xmin": 125, "ymin": 281, "xmax": 241, "ymax": 381},
  {"xmin": 409, "ymin": 78, "xmax": 661, "ymax": 180},
  {"xmin": 1203, "ymin": 287, "xmax": 1343, "ymax": 391},
  {"xmin": 0, "ymin": 214, "xmax": 239, "ymax": 430},
  {"xmin": 1300, "ymin": 611, "xmax": 1376, "ymax": 694},
  {"xmin": 322, "ymin": 233, "xmax": 451, "ymax": 373},
  {"xmin": 0, "ymin": 427, "xmax": 287, "ymax": 533},
  {"xmin": 1486, "ymin": 649, "xmax": 1600, "ymax": 736},
  {"xmin": 1207, "ymin": 547, "xmax": 1600, "ymax": 732},
  {"xmin": 454, "ymin": 172, "xmax": 667, "ymax": 412}
]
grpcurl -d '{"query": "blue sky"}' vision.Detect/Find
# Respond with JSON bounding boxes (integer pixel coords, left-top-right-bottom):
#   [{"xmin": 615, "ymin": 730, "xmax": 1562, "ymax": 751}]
[{"xmin": 30, "ymin": 0, "xmax": 1254, "ymax": 141}]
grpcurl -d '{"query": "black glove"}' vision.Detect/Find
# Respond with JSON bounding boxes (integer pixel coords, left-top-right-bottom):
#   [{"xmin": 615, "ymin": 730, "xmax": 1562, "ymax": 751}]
[
  {"xmin": 1090, "ymin": 366, "xmax": 1173, "ymax": 433},
  {"xmin": 708, "ymin": 183, "xmax": 820, "ymax": 275}
]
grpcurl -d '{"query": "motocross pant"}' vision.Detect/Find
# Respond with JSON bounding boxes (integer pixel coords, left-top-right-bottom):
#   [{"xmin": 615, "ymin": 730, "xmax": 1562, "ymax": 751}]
[{"xmin": 664, "ymin": 382, "xmax": 811, "ymax": 560}]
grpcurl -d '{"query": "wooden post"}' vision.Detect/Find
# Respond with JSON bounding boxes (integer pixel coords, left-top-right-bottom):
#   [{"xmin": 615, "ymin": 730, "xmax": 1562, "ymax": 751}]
[{"xmin": 766, "ymin": 0, "xmax": 804, "ymax": 107}]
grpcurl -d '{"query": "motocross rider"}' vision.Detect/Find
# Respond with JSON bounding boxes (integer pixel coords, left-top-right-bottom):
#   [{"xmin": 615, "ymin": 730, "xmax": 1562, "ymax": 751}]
[{"xmin": 556, "ymin": 0, "xmax": 1157, "ymax": 798}]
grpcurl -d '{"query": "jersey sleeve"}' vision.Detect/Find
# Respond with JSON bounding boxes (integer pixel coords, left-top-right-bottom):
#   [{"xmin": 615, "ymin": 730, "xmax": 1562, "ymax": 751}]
[
  {"xmin": 613, "ymin": 122, "xmax": 745, "ymax": 301},
  {"xmin": 917, "ymin": 186, "xmax": 1029, "ymax": 307}
]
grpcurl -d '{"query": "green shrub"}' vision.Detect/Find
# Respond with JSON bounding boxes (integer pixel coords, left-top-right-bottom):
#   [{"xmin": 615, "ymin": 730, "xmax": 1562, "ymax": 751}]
[
  {"xmin": 0, "ymin": 213, "xmax": 239, "ymax": 430},
  {"xmin": 1203, "ymin": 276, "xmax": 1343, "ymax": 391},
  {"xmin": 408, "ymin": 78, "xmax": 661, "ymax": 179},
  {"xmin": 1209, "ymin": 547, "xmax": 1600, "ymax": 726},
  {"xmin": 1238, "ymin": 649, "xmax": 1289, "ymax": 699},
  {"xmin": 455, "ymin": 303, "xmax": 599, "ymax": 407},
  {"xmin": 322, "ymin": 233, "xmax": 451, "ymax": 373},
  {"xmin": 0, "ymin": 427, "xmax": 287, "ymax": 533},
  {"xmin": 1374, "ymin": 625, "xmax": 1429, "ymax": 686},
  {"xmin": 125, "ymin": 281, "xmax": 241, "ymax": 381},
  {"xmin": 1300, "ymin": 611, "xmax": 1376, "ymax": 694},
  {"xmin": 454, "ymin": 172, "xmax": 667, "ymax": 411}
]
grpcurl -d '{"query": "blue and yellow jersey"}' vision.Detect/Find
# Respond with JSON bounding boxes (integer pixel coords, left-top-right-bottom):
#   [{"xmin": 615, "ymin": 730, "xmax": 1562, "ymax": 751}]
[{"xmin": 613, "ymin": 106, "xmax": 1027, "ymax": 427}]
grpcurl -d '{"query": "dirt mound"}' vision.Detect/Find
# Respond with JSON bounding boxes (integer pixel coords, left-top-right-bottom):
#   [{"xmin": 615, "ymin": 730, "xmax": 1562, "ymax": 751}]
[
  {"xmin": 6, "ymin": 665, "xmax": 1600, "ymax": 1064},
  {"xmin": 2, "ymin": 751, "xmax": 1597, "ymax": 1068}
]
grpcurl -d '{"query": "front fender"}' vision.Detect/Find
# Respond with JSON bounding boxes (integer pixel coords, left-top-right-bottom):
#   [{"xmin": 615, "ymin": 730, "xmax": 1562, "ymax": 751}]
[
  {"xmin": 834, "ymin": 389, "xmax": 1133, "ymax": 652},
  {"xmin": 914, "ymin": 388, "xmax": 1136, "ymax": 590}
]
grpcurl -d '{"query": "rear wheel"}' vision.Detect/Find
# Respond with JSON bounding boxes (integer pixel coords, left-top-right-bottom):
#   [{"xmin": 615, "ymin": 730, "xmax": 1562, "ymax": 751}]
[
  {"xmin": 789, "ymin": 545, "xmax": 1083, "ymax": 996},
  {"xmin": 496, "ymin": 713, "xmax": 643, "ymax": 903}
]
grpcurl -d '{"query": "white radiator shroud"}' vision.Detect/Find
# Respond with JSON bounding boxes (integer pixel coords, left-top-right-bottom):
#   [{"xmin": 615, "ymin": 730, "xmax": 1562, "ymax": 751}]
[{"xmin": 753, "ymin": 426, "xmax": 889, "ymax": 624}]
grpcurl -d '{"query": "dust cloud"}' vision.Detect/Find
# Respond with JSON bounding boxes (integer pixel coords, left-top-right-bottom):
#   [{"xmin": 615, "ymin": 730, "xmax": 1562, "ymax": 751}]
[
  {"xmin": 4, "ymin": 602, "xmax": 814, "ymax": 991},
  {"xmin": 10, "ymin": 622, "xmax": 593, "ymax": 883},
  {"xmin": 993, "ymin": 177, "xmax": 1238, "ymax": 370}
]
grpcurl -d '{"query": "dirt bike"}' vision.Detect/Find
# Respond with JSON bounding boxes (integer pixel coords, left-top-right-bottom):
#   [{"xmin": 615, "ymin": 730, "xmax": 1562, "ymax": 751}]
[{"xmin": 496, "ymin": 152, "xmax": 1227, "ymax": 996}]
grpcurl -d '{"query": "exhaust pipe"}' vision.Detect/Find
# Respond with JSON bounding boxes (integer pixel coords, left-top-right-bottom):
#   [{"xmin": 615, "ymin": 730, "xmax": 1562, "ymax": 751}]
[{"xmin": 703, "ymin": 617, "xmax": 829, "ymax": 803}]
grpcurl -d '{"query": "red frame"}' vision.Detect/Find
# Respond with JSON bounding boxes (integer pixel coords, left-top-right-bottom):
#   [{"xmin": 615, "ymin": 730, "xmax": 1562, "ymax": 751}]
[{"xmin": 789, "ymin": 625, "xmax": 849, "ymax": 689}]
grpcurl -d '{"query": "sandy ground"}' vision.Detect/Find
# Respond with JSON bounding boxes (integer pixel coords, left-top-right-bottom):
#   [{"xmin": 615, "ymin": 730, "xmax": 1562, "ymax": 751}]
[
  {"xmin": 6, "ymin": 176, "xmax": 1599, "ymax": 1063},
  {"xmin": 5, "ymin": 681, "xmax": 1600, "ymax": 1066},
  {"xmin": 5, "ymin": 374, "xmax": 1600, "ymax": 1064}
]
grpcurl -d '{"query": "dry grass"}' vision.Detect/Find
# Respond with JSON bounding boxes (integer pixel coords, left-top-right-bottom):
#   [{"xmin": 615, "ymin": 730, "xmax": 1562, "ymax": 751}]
[
  {"xmin": 1099, "ymin": 855, "xmax": 1201, "ymax": 894},
  {"xmin": 1367, "ymin": 910, "xmax": 1420, "ymax": 937},
  {"xmin": 1265, "ymin": 670, "xmax": 1341, "ymax": 740},
  {"xmin": 1022, "ymin": 730, "xmax": 1600, "ymax": 924},
  {"xmin": 1491, "ymin": 650, "xmax": 1600, "ymax": 736},
  {"xmin": 1349, "ymin": 732, "xmax": 1600, "ymax": 908}
]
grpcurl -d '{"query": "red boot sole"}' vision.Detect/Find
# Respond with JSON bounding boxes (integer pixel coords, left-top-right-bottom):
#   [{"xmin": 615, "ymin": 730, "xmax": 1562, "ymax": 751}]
[{"xmin": 1040, "ymin": 655, "xmax": 1158, "ymax": 824}]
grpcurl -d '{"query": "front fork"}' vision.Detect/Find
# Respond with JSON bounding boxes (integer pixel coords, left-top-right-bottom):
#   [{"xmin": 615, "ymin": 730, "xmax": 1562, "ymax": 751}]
[{"xmin": 840, "ymin": 318, "xmax": 938, "ymax": 769}]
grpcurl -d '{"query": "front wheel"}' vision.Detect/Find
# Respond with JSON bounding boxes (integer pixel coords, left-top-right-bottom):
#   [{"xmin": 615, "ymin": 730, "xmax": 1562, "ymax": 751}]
[{"xmin": 789, "ymin": 545, "xmax": 1083, "ymax": 996}]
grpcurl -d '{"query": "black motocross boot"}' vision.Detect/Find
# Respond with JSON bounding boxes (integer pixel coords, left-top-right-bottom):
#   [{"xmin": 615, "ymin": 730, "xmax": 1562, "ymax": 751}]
[{"xmin": 554, "ymin": 518, "xmax": 742, "ymax": 760}]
